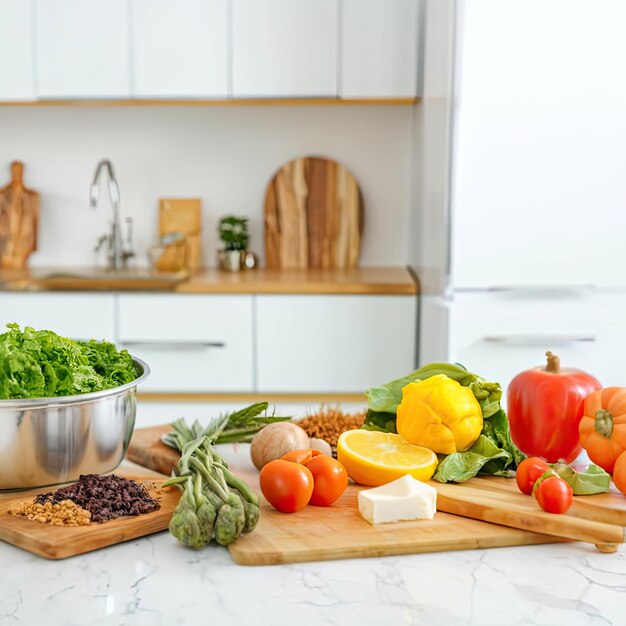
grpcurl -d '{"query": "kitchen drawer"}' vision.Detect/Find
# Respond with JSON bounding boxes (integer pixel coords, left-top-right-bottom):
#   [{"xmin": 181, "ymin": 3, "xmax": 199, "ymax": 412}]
[
  {"xmin": 0, "ymin": 293, "xmax": 115, "ymax": 340},
  {"xmin": 117, "ymin": 294, "xmax": 253, "ymax": 392},
  {"xmin": 256, "ymin": 295, "xmax": 417, "ymax": 393},
  {"xmin": 450, "ymin": 291, "xmax": 626, "ymax": 396}
]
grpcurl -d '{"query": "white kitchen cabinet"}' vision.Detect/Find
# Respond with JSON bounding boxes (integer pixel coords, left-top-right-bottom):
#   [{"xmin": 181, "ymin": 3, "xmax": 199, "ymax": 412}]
[
  {"xmin": 341, "ymin": 0, "xmax": 420, "ymax": 98},
  {"xmin": 449, "ymin": 290, "xmax": 626, "ymax": 399},
  {"xmin": 35, "ymin": 0, "xmax": 131, "ymax": 98},
  {"xmin": 0, "ymin": 293, "xmax": 115, "ymax": 340},
  {"xmin": 232, "ymin": 0, "xmax": 338, "ymax": 97},
  {"xmin": 256, "ymin": 295, "xmax": 417, "ymax": 393},
  {"xmin": 0, "ymin": 1, "xmax": 35, "ymax": 100},
  {"xmin": 451, "ymin": 0, "xmax": 626, "ymax": 288},
  {"xmin": 117, "ymin": 294, "xmax": 253, "ymax": 392},
  {"xmin": 131, "ymin": 0, "xmax": 228, "ymax": 97}
]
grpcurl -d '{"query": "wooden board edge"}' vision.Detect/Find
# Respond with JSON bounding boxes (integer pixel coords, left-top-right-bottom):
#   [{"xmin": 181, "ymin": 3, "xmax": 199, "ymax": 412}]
[
  {"xmin": 0, "ymin": 98, "xmax": 419, "ymax": 108},
  {"xmin": 228, "ymin": 532, "xmax": 564, "ymax": 566}
]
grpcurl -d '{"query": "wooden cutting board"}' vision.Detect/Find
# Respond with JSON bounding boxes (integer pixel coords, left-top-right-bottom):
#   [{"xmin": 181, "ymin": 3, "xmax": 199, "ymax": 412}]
[
  {"xmin": 156, "ymin": 198, "xmax": 202, "ymax": 272},
  {"xmin": 0, "ymin": 469, "xmax": 178, "ymax": 559},
  {"xmin": 435, "ymin": 476, "xmax": 626, "ymax": 551},
  {"xmin": 127, "ymin": 425, "xmax": 563, "ymax": 565},
  {"xmin": 264, "ymin": 156, "xmax": 363, "ymax": 269},
  {"xmin": 0, "ymin": 161, "xmax": 40, "ymax": 269}
]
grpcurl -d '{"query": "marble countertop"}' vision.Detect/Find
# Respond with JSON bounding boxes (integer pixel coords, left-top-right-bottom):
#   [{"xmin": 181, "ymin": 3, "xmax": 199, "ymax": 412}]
[{"xmin": 0, "ymin": 533, "xmax": 624, "ymax": 625}]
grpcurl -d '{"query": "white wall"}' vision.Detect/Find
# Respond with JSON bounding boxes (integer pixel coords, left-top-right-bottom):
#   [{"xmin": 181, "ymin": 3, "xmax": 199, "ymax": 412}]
[{"xmin": 0, "ymin": 105, "xmax": 414, "ymax": 268}]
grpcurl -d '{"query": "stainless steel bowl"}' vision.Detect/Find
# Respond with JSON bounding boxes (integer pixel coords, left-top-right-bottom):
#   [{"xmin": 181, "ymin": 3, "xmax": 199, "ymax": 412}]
[{"xmin": 0, "ymin": 357, "xmax": 150, "ymax": 490}]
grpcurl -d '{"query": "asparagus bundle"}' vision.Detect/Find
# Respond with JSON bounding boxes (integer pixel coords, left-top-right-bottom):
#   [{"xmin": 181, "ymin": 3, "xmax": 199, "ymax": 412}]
[
  {"xmin": 163, "ymin": 403, "xmax": 292, "ymax": 548},
  {"xmin": 163, "ymin": 434, "xmax": 260, "ymax": 547}
]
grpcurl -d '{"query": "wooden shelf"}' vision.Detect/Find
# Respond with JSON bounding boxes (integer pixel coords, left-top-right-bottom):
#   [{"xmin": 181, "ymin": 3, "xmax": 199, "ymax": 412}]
[
  {"xmin": 0, "ymin": 266, "xmax": 419, "ymax": 295},
  {"xmin": 179, "ymin": 267, "xmax": 418, "ymax": 295},
  {"xmin": 138, "ymin": 392, "xmax": 367, "ymax": 404},
  {"xmin": 0, "ymin": 97, "xmax": 419, "ymax": 107}
]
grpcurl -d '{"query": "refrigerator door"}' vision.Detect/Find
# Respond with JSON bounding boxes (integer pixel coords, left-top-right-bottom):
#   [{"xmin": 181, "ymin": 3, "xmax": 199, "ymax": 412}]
[
  {"xmin": 451, "ymin": 0, "xmax": 626, "ymax": 289},
  {"xmin": 449, "ymin": 290, "xmax": 626, "ymax": 403}
]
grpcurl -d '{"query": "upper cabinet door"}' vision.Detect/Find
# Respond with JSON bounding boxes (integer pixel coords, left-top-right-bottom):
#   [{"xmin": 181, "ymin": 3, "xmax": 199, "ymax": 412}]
[
  {"xmin": 451, "ymin": 0, "xmax": 626, "ymax": 289},
  {"xmin": 0, "ymin": 0, "xmax": 35, "ymax": 100},
  {"xmin": 341, "ymin": 0, "xmax": 420, "ymax": 98},
  {"xmin": 232, "ymin": 0, "xmax": 338, "ymax": 97},
  {"xmin": 131, "ymin": 0, "xmax": 228, "ymax": 98},
  {"xmin": 35, "ymin": 0, "xmax": 131, "ymax": 98}
]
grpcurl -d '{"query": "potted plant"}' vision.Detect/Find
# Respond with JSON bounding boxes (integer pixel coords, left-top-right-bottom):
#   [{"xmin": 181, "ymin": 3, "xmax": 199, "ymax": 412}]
[{"xmin": 218, "ymin": 216, "xmax": 249, "ymax": 272}]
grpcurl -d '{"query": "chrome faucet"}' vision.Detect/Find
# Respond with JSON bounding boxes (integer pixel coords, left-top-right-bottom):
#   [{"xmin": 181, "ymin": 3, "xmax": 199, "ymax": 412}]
[{"xmin": 89, "ymin": 159, "xmax": 134, "ymax": 270}]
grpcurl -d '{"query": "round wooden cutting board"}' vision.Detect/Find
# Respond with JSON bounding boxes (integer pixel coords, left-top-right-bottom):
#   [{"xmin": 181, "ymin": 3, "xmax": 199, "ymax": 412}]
[{"xmin": 263, "ymin": 156, "xmax": 364, "ymax": 269}]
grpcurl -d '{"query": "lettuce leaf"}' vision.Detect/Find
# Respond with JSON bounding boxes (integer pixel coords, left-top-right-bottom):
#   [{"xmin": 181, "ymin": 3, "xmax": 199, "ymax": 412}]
[
  {"xmin": 0, "ymin": 324, "xmax": 137, "ymax": 399},
  {"xmin": 551, "ymin": 463, "xmax": 611, "ymax": 495}
]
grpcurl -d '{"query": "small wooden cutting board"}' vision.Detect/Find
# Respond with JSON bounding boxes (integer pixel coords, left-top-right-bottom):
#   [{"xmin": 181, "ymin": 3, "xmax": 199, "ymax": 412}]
[
  {"xmin": 264, "ymin": 156, "xmax": 363, "ymax": 269},
  {"xmin": 434, "ymin": 476, "xmax": 626, "ymax": 550},
  {"xmin": 0, "ymin": 469, "xmax": 178, "ymax": 559},
  {"xmin": 127, "ymin": 426, "xmax": 563, "ymax": 565}
]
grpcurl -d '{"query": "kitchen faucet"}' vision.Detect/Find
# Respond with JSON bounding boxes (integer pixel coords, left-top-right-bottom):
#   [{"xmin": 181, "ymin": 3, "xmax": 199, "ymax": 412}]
[{"xmin": 89, "ymin": 159, "xmax": 134, "ymax": 270}]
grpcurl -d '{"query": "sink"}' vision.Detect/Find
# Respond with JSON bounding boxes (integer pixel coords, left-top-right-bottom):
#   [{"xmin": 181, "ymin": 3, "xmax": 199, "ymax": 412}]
[{"xmin": 23, "ymin": 268, "xmax": 189, "ymax": 291}]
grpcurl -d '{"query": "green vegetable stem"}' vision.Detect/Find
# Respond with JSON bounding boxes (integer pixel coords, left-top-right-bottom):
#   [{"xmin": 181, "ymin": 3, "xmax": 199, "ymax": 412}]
[{"xmin": 162, "ymin": 411, "xmax": 263, "ymax": 549}]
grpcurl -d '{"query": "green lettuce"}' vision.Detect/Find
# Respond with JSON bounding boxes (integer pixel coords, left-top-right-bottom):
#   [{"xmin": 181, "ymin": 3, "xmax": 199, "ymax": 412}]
[
  {"xmin": 363, "ymin": 362, "xmax": 525, "ymax": 483},
  {"xmin": 551, "ymin": 463, "xmax": 611, "ymax": 495},
  {"xmin": 0, "ymin": 324, "xmax": 137, "ymax": 399}
]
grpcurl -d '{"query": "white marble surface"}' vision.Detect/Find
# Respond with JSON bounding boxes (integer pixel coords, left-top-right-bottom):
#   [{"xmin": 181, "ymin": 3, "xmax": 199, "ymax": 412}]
[{"xmin": 0, "ymin": 532, "xmax": 624, "ymax": 625}]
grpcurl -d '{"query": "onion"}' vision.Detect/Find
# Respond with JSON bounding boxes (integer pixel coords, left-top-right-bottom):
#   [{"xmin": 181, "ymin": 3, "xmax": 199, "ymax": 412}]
[{"xmin": 250, "ymin": 422, "xmax": 310, "ymax": 470}]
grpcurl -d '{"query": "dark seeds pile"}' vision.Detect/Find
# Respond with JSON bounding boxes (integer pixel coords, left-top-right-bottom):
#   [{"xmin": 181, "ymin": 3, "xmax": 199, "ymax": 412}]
[{"xmin": 35, "ymin": 474, "xmax": 160, "ymax": 523}]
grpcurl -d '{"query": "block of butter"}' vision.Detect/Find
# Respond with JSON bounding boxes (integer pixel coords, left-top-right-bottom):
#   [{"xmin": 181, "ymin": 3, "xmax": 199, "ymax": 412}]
[{"xmin": 357, "ymin": 474, "xmax": 437, "ymax": 524}]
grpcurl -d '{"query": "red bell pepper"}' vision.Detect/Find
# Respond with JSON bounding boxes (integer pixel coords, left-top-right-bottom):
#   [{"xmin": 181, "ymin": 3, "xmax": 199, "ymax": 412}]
[{"xmin": 507, "ymin": 352, "xmax": 601, "ymax": 464}]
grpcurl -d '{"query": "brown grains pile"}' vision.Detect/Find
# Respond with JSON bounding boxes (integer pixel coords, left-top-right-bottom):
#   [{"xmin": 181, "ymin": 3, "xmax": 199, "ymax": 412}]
[
  {"xmin": 9, "ymin": 499, "xmax": 91, "ymax": 526},
  {"xmin": 298, "ymin": 406, "xmax": 367, "ymax": 447}
]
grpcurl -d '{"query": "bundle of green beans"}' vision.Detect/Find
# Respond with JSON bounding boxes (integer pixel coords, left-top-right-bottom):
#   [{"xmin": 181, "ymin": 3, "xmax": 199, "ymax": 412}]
[
  {"xmin": 162, "ymin": 403, "xmax": 290, "ymax": 548},
  {"xmin": 163, "ymin": 434, "xmax": 260, "ymax": 547}
]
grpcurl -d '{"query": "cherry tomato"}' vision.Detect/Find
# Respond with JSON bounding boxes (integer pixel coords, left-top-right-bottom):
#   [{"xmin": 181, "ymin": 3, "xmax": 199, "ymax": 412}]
[
  {"xmin": 302, "ymin": 455, "xmax": 348, "ymax": 506},
  {"xmin": 534, "ymin": 475, "xmax": 573, "ymax": 514},
  {"xmin": 282, "ymin": 449, "xmax": 323, "ymax": 464},
  {"xmin": 516, "ymin": 457, "xmax": 550, "ymax": 495},
  {"xmin": 259, "ymin": 459, "xmax": 314, "ymax": 513}
]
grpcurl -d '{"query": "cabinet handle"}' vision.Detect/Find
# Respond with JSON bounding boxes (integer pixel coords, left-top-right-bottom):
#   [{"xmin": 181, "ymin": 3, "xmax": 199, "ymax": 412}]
[
  {"xmin": 483, "ymin": 334, "xmax": 596, "ymax": 346},
  {"xmin": 483, "ymin": 285, "xmax": 597, "ymax": 295},
  {"xmin": 120, "ymin": 340, "xmax": 226, "ymax": 351}
]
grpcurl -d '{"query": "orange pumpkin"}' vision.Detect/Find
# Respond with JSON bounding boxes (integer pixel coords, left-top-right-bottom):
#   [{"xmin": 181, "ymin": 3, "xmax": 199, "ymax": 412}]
[{"xmin": 579, "ymin": 387, "xmax": 626, "ymax": 474}]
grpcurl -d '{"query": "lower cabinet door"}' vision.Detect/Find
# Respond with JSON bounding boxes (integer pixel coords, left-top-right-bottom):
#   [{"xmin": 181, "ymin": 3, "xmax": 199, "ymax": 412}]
[
  {"xmin": 118, "ymin": 294, "xmax": 253, "ymax": 393},
  {"xmin": 256, "ymin": 295, "xmax": 417, "ymax": 393},
  {"xmin": 450, "ymin": 291, "xmax": 626, "ymax": 398},
  {"xmin": 0, "ymin": 293, "xmax": 116, "ymax": 340}
]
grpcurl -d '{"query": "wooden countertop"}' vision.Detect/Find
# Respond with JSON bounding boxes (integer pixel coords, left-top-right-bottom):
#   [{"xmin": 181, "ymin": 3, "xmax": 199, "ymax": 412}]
[{"xmin": 0, "ymin": 266, "xmax": 418, "ymax": 296}]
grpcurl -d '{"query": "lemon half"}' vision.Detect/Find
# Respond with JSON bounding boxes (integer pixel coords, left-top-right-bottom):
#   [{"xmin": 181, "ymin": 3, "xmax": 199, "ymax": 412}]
[{"xmin": 337, "ymin": 429, "xmax": 438, "ymax": 487}]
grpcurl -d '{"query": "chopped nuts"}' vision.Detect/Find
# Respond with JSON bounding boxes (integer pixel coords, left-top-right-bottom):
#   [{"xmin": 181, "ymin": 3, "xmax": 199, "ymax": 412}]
[
  {"xmin": 9, "ymin": 499, "xmax": 91, "ymax": 526},
  {"xmin": 298, "ymin": 406, "xmax": 367, "ymax": 448}
]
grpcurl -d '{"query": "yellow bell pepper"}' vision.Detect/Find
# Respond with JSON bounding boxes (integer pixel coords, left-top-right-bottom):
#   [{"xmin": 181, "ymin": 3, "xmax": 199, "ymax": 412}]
[{"xmin": 396, "ymin": 374, "xmax": 483, "ymax": 454}]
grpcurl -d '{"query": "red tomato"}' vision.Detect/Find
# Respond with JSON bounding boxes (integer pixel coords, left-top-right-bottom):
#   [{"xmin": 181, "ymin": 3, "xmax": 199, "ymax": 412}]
[
  {"xmin": 507, "ymin": 352, "xmax": 601, "ymax": 463},
  {"xmin": 304, "ymin": 455, "xmax": 348, "ymax": 506},
  {"xmin": 259, "ymin": 459, "xmax": 314, "ymax": 513},
  {"xmin": 515, "ymin": 457, "xmax": 550, "ymax": 495},
  {"xmin": 534, "ymin": 475, "xmax": 573, "ymax": 514}
]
